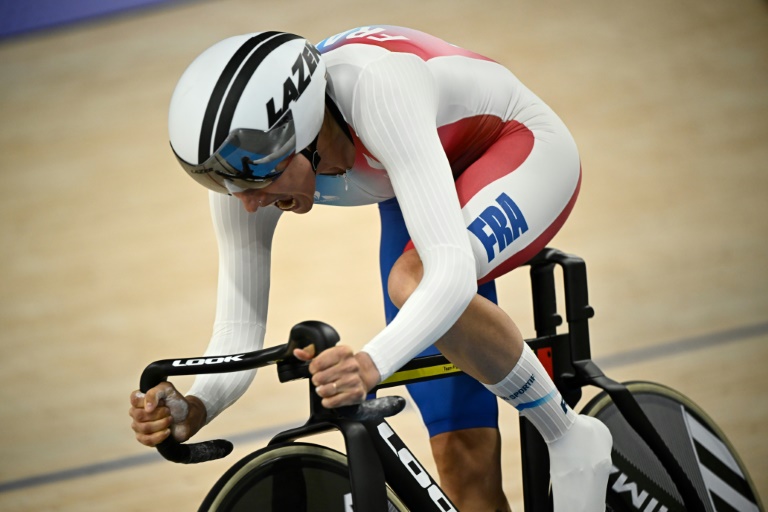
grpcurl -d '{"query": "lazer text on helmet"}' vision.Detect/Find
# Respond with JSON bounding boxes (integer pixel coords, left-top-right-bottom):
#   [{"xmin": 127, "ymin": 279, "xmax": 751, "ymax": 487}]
[{"xmin": 266, "ymin": 42, "xmax": 322, "ymax": 127}]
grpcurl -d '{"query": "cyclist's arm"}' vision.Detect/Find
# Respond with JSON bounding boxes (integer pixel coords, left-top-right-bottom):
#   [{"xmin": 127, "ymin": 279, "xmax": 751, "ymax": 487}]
[
  {"xmin": 352, "ymin": 52, "xmax": 478, "ymax": 381},
  {"xmin": 186, "ymin": 191, "xmax": 283, "ymax": 423}
]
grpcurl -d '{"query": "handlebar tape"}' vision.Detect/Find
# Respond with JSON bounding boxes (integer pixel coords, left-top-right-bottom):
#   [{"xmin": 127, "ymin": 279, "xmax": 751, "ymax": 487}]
[{"xmin": 155, "ymin": 437, "xmax": 233, "ymax": 465}]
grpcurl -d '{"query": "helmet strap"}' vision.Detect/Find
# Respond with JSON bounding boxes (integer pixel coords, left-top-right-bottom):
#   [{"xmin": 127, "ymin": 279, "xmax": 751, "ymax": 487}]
[
  {"xmin": 325, "ymin": 93, "xmax": 352, "ymax": 143},
  {"xmin": 299, "ymin": 134, "xmax": 320, "ymax": 174},
  {"xmin": 298, "ymin": 95, "xmax": 351, "ymax": 174}
]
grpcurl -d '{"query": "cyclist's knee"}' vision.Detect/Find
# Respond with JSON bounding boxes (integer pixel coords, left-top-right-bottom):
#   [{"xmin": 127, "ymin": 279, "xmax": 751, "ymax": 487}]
[
  {"xmin": 430, "ymin": 428, "xmax": 509, "ymax": 510},
  {"xmin": 430, "ymin": 427, "xmax": 502, "ymax": 483},
  {"xmin": 387, "ymin": 250, "xmax": 423, "ymax": 309}
]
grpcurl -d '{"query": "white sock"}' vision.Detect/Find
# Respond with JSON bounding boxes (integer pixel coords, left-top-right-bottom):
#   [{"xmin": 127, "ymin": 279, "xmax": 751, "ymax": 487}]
[
  {"xmin": 484, "ymin": 345, "xmax": 612, "ymax": 512},
  {"xmin": 483, "ymin": 344, "xmax": 576, "ymax": 442},
  {"xmin": 549, "ymin": 415, "xmax": 613, "ymax": 512}
]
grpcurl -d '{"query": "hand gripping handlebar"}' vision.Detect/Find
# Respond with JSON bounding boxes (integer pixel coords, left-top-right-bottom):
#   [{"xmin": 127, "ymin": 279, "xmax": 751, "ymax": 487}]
[{"xmin": 139, "ymin": 321, "xmax": 405, "ymax": 464}]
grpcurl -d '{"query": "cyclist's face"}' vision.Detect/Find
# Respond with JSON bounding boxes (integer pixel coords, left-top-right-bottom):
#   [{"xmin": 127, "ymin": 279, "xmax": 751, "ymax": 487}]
[{"xmin": 231, "ymin": 153, "xmax": 316, "ymax": 214}]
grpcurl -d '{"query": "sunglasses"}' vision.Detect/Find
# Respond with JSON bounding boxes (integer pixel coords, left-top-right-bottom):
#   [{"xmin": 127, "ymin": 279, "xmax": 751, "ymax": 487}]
[{"xmin": 173, "ymin": 113, "xmax": 298, "ymax": 194}]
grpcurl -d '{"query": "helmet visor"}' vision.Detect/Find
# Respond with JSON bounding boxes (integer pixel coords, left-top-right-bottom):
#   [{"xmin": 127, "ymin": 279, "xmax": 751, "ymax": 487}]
[{"xmin": 172, "ymin": 113, "xmax": 296, "ymax": 193}]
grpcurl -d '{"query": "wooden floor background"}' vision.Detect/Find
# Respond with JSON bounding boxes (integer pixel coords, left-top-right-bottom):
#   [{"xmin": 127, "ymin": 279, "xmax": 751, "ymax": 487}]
[{"xmin": 1, "ymin": 0, "xmax": 766, "ymax": 510}]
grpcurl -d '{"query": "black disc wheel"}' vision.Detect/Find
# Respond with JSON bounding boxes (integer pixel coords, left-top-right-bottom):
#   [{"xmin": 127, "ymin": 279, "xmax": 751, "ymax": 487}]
[{"xmin": 581, "ymin": 381, "xmax": 763, "ymax": 512}]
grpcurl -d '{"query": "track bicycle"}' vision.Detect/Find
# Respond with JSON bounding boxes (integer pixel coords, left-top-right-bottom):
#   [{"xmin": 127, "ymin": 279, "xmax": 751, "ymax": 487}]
[{"xmin": 139, "ymin": 248, "xmax": 764, "ymax": 511}]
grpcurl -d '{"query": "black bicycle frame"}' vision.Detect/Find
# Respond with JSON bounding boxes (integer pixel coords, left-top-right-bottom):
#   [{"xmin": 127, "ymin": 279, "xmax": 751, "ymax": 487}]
[
  {"xmin": 139, "ymin": 247, "xmax": 707, "ymax": 512},
  {"xmin": 270, "ymin": 418, "xmax": 457, "ymax": 512},
  {"xmin": 271, "ymin": 349, "xmax": 458, "ymax": 511},
  {"xmin": 141, "ymin": 319, "xmax": 456, "ymax": 512}
]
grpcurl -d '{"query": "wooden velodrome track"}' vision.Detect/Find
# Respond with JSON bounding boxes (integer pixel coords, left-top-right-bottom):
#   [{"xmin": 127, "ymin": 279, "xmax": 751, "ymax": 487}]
[{"xmin": 1, "ymin": 0, "xmax": 766, "ymax": 510}]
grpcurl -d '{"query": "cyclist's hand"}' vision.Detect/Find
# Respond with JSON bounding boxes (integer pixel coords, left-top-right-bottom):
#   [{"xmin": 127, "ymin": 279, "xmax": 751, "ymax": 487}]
[
  {"xmin": 128, "ymin": 382, "xmax": 206, "ymax": 447},
  {"xmin": 294, "ymin": 345, "xmax": 381, "ymax": 408}
]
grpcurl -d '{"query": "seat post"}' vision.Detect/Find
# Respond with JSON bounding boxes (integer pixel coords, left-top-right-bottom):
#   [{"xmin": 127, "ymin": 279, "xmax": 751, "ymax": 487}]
[
  {"xmin": 556, "ymin": 252, "xmax": 594, "ymax": 362},
  {"xmin": 528, "ymin": 249, "xmax": 563, "ymax": 338}
]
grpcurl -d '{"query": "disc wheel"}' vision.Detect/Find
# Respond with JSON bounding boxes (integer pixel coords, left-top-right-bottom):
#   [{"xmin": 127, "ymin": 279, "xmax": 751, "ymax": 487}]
[{"xmin": 580, "ymin": 381, "xmax": 763, "ymax": 512}]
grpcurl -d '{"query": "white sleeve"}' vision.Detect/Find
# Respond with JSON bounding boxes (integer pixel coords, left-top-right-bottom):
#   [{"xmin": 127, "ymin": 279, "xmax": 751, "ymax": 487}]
[
  {"xmin": 187, "ymin": 191, "xmax": 282, "ymax": 423},
  {"xmin": 353, "ymin": 53, "xmax": 478, "ymax": 381}
]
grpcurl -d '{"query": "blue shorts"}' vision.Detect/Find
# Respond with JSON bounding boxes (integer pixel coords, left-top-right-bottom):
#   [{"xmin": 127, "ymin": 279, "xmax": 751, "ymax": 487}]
[{"xmin": 378, "ymin": 198, "xmax": 499, "ymax": 437}]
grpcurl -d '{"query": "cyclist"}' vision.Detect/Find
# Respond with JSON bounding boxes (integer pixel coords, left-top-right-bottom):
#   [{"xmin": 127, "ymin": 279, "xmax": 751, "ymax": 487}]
[{"xmin": 129, "ymin": 26, "xmax": 612, "ymax": 512}]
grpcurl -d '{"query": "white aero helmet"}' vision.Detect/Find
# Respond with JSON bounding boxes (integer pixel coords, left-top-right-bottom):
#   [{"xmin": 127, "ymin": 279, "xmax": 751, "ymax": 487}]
[{"xmin": 169, "ymin": 32, "xmax": 327, "ymax": 194}]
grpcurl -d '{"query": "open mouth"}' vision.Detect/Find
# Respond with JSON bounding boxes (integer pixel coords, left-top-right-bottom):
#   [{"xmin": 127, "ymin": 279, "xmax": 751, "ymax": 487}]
[{"xmin": 275, "ymin": 197, "xmax": 297, "ymax": 211}]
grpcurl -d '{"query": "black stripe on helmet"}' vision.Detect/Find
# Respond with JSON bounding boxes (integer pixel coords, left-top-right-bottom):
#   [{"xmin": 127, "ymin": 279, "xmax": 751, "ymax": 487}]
[
  {"xmin": 212, "ymin": 32, "xmax": 302, "ymax": 155},
  {"xmin": 197, "ymin": 31, "xmax": 280, "ymax": 163}
]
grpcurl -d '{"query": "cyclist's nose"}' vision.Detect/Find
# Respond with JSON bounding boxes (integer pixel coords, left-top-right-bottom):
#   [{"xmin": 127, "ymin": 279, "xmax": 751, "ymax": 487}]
[{"xmin": 232, "ymin": 190, "xmax": 265, "ymax": 213}]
